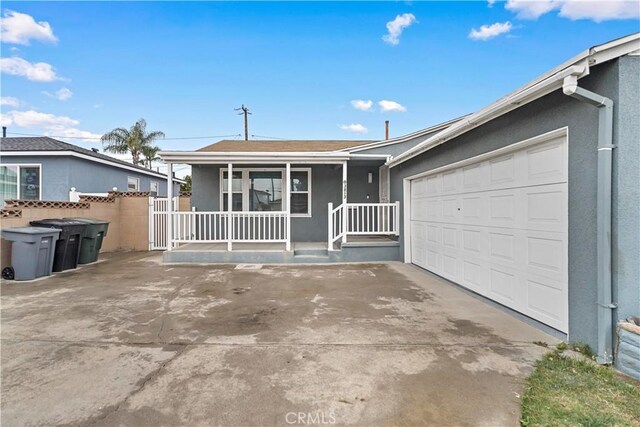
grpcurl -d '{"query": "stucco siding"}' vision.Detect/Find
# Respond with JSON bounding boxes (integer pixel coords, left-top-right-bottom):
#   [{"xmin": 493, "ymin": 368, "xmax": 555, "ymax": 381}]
[
  {"xmin": 613, "ymin": 56, "xmax": 640, "ymax": 325},
  {"xmin": 389, "ymin": 59, "xmax": 632, "ymax": 348}
]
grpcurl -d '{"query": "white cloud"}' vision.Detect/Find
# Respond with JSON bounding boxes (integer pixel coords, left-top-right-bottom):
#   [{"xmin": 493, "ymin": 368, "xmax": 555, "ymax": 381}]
[
  {"xmin": 0, "ymin": 56, "xmax": 60, "ymax": 82},
  {"xmin": 505, "ymin": 0, "xmax": 640, "ymax": 22},
  {"xmin": 350, "ymin": 99, "xmax": 374, "ymax": 111},
  {"xmin": 487, "ymin": 0, "xmax": 498, "ymax": 7},
  {"xmin": 43, "ymin": 87, "xmax": 73, "ymax": 101},
  {"xmin": 0, "ymin": 96, "xmax": 20, "ymax": 107},
  {"xmin": 0, "ymin": 10, "xmax": 58, "ymax": 45},
  {"xmin": 382, "ymin": 13, "xmax": 417, "ymax": 46},
  {"xmin": 469, "ymin": 21, "xmax": 513, "ymax": 41},
  {"xmin": 378, "ymin": 100, "xmax": 407, "ymax": 112},
  {"xmin": 1, "ymin": 110, "xmax": 101, "ymax": 141},
  {"xmin": 55, "ymin": 87, "xmax": 72, "ymax": 101},
  {"xmin": 339, "ymin": 123, "xmax": 368, "ymax": 134}
]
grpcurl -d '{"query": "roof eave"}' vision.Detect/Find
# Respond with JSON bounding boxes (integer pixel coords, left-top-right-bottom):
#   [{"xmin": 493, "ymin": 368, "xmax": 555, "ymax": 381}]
[{"xmin": 388, "ymin": 33, "xmax": 640, "ymax": 168}]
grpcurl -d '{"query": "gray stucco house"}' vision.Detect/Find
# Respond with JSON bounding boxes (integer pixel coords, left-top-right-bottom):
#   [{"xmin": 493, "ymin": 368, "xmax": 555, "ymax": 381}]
[
  {"xmin": 0, "ymin": 136, "xmax": 182, "ymax": 205},
  {"xmin": 160, "ymin": 33, "xmax": 639, "ymax": 365}
]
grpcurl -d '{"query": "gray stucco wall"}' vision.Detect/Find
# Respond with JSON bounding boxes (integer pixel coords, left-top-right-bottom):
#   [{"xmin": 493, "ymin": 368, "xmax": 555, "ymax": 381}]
[
  {"xmin": 389, "ymin": 58, "xmax": 639, "ymax": 349},
  {"xmin": 612, "ymin": 56, "xmax": 640, "ymax": 326},
  {"xmin": 190, "ymin": 162, "xmax": 381, "ymax": 242},
  {"xmin": 355, "ymin": 126, "xmax": 456, "ymax": 158},
  {"xmin": 1, "ymin": 155, "xmax": 177, "ymax": 200}
]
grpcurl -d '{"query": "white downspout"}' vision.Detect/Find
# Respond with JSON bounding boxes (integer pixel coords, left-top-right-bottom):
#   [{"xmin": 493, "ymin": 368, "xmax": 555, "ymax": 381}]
[{"xmin": 563, "ymin": 74, "xmax": 616, "ymax": 364}]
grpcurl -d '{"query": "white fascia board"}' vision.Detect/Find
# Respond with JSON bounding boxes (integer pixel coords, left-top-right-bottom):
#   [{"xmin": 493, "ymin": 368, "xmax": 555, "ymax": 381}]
[
  {"xmin": 388, "ymin": 33, "xmax": 640, "ymax": 168},
  {"xmin": 1, "ymin": 150, "xmax": 181, "ymax": 182}
]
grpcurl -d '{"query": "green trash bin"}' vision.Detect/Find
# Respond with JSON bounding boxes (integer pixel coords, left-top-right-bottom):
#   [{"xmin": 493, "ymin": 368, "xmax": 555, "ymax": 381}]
[{"xmin": 63, "ymin": 218, "xmax": 110, "ymax": 264}]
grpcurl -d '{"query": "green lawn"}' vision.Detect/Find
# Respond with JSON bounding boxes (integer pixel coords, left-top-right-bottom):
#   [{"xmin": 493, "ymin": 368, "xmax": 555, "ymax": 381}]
[{"xmin": 521, "ymin": 349, "xmax": 640, "ymax": 427}]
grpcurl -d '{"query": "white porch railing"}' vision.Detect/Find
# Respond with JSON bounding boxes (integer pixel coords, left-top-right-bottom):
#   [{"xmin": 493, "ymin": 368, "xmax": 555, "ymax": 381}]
[
  {"xmin": 328, "ymin": 202, "xmax": 400, "ymax": 248},
  {"xmin": 171, "ymin": 211, "xmax": 288, "ymax": 244}
]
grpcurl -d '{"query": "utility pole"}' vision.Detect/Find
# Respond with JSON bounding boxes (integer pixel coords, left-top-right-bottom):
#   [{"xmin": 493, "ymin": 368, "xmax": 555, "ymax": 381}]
[{"xmin": 235, "ymin": 104, "xmax": 251, "ymax": 141}]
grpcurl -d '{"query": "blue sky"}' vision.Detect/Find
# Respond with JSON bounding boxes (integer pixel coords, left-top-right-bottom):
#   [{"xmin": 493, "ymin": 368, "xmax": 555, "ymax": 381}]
[{"xmin": 1, "ymin": 1, "xmax": 639, "ymax": 171}]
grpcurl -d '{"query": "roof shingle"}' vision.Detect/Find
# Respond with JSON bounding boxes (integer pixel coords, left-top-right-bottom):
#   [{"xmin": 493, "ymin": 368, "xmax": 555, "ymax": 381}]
[{"xmin": 197, "ymin": 139, "xmax": 374, "ymax": 153}]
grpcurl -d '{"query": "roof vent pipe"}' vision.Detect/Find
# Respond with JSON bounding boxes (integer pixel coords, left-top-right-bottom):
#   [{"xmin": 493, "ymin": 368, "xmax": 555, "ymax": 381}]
[
  {"xmin": 385, "ymin": 120, "xmax": 389, "ymax": 140},
  {"xmin": 562, "ymin": 73, "xmax": 615, "ymax": 365},
  {"xmin": 2, "ymin": 126, "xmax": 6, "ymax": 138}
]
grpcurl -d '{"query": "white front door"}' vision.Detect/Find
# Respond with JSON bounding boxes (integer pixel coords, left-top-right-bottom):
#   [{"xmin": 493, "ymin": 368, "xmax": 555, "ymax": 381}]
[{"xmin": 409, "ymin": 131, "xmax": 568, "ymax": 332}]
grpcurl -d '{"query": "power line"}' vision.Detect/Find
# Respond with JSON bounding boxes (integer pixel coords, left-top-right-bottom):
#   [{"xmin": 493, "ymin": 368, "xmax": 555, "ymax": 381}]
[
  {"xmin": 251, "ymin": 134, "xmax": 289, "ymax": 140},
  {"xmin": 4, "ymin": 131, "xmax": 241, "ymax": 141}
]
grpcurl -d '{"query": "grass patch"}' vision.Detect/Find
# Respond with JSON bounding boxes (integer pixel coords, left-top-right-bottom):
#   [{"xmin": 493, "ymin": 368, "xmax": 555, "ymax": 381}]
[{"xmin": 521, "ymin": 350, "xmax": 640, "ymax": 426}]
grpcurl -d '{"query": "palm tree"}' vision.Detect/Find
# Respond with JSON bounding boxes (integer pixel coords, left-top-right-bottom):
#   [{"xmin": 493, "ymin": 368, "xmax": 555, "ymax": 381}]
[
  {"xmin": 141, "ymin": 145, "xmax": 160, "ymax": 169},
  {"xmin": 101, "ymin": 118, "xmax": 164, "ymax": 166}
]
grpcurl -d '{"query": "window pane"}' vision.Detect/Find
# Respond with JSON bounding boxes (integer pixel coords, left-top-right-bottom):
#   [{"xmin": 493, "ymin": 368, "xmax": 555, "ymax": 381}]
[
  {"xmin": 150, "ymin": 181, "xmax": 158, "ymax": 196},
  {"xmin": 0, "ymin": 166, "xmax": 18, "ymax": 207},
  {"xmin": 223, "ymin": 193, "xmax": 243, "ymax": 211},
  {"xmin": 127, "ymin": 177, "xmax": 139, "ymax": 191},
  {"xmin": 291, "ymin": 171, "xmax": 308, "ymax": 192},
  {"xmin": 290, "ymin": 193, "xmax": 309, "ymax": 214},
  {"xmin": 222, "ymin": 171, "xmax": 242, "ymax": 193},
  {"xmin": 249, "ymin": 171, "xmax": 282, "ymax": 211},
  {"xmin": 20, "ymin": 167, "xmax": 40, "ymax": 200}
]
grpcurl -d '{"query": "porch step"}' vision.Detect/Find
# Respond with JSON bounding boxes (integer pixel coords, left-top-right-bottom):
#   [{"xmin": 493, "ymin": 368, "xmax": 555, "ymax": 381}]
[{"xmin": 293, "ymin": 247, "xmax": 329, "ymax": 257}]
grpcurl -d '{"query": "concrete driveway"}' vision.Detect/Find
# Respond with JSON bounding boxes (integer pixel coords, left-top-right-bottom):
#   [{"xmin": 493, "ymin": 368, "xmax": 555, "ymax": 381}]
[{"xmin": 1, "ymin": 252, "xmax": 556, "ymax": 426}]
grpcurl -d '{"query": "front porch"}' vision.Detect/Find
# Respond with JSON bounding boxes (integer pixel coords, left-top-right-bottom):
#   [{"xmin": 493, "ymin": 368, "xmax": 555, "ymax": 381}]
[
  {"xmin": 160, "ymin": 147, "xmax": 400, "ymax": 263},
  {"xmin": 163, "ymin": 235, "xmax": 400, "ymax": 264}
]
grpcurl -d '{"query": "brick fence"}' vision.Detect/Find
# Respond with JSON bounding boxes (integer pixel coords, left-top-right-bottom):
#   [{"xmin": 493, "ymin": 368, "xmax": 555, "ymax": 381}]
[{"xmin": 1, "ymin": 192, "xmax": 190, "ymax": 270}]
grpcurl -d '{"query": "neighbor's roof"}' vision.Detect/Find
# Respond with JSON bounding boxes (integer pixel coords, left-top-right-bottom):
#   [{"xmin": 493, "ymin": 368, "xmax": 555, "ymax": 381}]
[
  {"xmin": 197, "ymin": 139, "xmax": 375, "ymax": 153},
  {"xmin": 0, "ymin": 136, "xmax": 182, "ymax": 181}
]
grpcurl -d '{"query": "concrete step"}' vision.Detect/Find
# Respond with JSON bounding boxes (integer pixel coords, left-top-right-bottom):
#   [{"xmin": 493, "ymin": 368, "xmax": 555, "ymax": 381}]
[{"xmin": 293, "ymin": 247, "xmax": 329, "ymax": 257}]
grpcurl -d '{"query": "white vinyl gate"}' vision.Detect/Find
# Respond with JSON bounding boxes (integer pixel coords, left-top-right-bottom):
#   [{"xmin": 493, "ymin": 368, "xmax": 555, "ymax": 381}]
[
  {"xmin": 149, "ymin": 197, "xmax": 179, "ymax": 250},
  {"xmin": 408, "ymin": 131, "xmax": 568, "ymax": 332}
]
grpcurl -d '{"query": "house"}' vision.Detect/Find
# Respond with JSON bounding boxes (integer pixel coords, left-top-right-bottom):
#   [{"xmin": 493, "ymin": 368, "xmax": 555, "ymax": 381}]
[
  {"xmin": 0, "ymin": 136, "xmax": 183, "ymax": 205},
  {"xmin": 159, "ymin": 33, "xmax": 639, "ymax": 365}
]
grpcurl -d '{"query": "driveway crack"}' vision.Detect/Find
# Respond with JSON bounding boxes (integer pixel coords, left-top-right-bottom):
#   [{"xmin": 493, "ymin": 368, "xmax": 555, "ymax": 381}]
[{"xmin": 87, "ymin": 344, "xmax": 189, "ymax": 426}]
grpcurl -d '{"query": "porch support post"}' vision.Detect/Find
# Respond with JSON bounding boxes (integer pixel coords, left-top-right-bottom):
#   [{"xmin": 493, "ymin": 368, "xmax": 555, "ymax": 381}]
[
  {"xmin": 166, "ymin": 162, "xmax": 173, "ymax": 251},
  {"xmin": 227, "ymin": 162, "xmax": 233, "ymax": 251},
  {"xmin": 327, "ymin": 202, "xmax": 333, "ymax": 251},
  {"xmin": 342, "ymin": 161, "xmax": 348, "ymax": 244},
  {"xmin": 285, "ymin": 162, "xmax": 291, "ymax": 251}
]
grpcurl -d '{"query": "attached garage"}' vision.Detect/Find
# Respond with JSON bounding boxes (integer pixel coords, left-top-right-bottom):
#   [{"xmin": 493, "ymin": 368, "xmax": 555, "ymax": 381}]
[{"xmin": 407, "ymin": 130, "xmax": 568, "ymax": 332}]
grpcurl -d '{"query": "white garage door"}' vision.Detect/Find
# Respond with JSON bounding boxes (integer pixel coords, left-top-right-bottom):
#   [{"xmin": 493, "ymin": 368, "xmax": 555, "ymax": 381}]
[{"xmin": 410, "ymin": 132, "xmax": 568, "ymax": 332}]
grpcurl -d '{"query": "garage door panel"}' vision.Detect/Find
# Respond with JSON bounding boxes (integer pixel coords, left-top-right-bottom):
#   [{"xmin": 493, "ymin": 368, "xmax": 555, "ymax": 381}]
[{"xmin": 410, "ymin": 133, "xmax": 568, "ymax": 332}]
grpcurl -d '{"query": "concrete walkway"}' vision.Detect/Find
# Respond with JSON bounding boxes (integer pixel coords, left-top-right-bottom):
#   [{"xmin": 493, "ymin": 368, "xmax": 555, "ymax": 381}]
[{"xmin": 1, "ymin": 252, "xmax": 556, "ymax": 426}]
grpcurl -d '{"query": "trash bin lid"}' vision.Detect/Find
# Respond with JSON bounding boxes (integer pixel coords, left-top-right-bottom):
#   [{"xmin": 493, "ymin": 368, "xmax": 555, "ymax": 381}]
[
  {"xmin": 63, "ymin": 217, "xmax": 108, "ymax": 225},
  {"xmin": 1, "ymin": 226, "xmax": 61, "ymax": 235},
  {"xmin": 31, "ymin": 218, "xmax": 85, "ymax": 227}
]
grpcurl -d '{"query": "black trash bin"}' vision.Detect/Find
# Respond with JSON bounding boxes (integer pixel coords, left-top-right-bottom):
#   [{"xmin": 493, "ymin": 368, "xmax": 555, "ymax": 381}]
[
  {"xmin": 29, "ymin": 219, "xmax": 87, "ymax": 272},
  {"xmin": 63, "ymin": 218, "xmax": 110, "ymax": 264}
]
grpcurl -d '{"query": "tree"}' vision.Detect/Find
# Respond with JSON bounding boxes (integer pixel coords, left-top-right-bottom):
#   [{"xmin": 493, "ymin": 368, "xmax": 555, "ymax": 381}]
[
  {"xmin": 101, "ymin": 118, "xmax": 164, "ymax": 166},
  {"xmin": 180, "ymin": 175, "xmax": 192, "ymax": 192}
]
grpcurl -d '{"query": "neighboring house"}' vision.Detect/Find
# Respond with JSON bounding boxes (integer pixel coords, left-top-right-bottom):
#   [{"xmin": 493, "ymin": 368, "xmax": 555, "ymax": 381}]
[
  {"xmin": 159, "ymin": 33, "xmax": 639, "ymax": 365},
  {"xmin": 0, "ymin": 136, "xmax": 183, "ymax": 205}
]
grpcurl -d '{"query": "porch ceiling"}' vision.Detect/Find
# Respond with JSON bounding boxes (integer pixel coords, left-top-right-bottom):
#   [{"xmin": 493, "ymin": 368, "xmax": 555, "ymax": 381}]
[{"xmin": 159, "ymin": 151, "xmax": 388, "ymax": 164}]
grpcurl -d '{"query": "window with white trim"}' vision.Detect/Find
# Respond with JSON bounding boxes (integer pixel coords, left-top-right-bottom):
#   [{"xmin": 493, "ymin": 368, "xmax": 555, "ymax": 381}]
[
  {"xmin": 222, "ymin": 171, "xmax": 243, "ymax": 211},
  {"xmin": 127, "ymin": 177, "xmax": 140, "ymax": 191},
  {"xmin": 150, "ymin": 181, "xmax": 159, "ymax": 196},
  {"xmin": 0, "ymin": 164, "xmax": 41, "ymax": 207},
  {"xmin": 290, "ymin": 169, "xmax": 311, "ymax": 216},
  {"xmin": 219, "ymin": 168, "xmax": 311, "ymax": 216}
]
